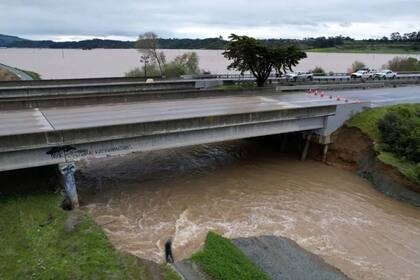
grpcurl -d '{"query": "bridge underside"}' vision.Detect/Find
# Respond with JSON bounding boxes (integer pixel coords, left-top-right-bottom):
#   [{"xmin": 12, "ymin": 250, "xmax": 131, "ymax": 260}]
[{"xmin": 0, "ymin": 93, "xmax": 341, "ymax": 208}]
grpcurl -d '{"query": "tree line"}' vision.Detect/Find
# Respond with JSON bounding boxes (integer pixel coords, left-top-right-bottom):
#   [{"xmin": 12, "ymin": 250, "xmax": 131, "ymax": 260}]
[{"xmin": 2, "ymin": 30, "xmax": 419, "ymax": 49}]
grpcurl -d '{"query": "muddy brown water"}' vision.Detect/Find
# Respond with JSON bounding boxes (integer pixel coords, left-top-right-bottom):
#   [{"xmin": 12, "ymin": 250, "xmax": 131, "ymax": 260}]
[
  {"xmin": 80, "ymin": 140, "xmax": 420, "ymax": 280},
  {"xmin": 1, "ymin": 48, "xmax": 420, "ymax": 79}
]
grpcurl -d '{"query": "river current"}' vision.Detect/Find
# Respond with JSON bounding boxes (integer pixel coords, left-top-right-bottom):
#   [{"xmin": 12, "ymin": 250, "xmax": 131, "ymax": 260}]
[{"xmin": 80, "ymin": 140, "xmax": 420, "ymax": 280}]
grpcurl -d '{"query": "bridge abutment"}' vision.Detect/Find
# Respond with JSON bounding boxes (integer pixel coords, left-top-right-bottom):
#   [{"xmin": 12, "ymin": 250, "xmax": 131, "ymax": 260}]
[{"xmin": 58, "ymin": 163, "xmax": 79, "ymax": 209}]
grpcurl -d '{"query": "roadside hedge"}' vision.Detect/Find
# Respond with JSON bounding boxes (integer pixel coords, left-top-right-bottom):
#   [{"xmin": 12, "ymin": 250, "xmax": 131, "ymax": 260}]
[{"xmin": 378, "ymin": 106, "xmax": 420, "ymax": 162}]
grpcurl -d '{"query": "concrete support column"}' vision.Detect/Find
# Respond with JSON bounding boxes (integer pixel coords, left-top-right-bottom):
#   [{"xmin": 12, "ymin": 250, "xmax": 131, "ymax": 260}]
[
  {"xmin": 280, "ymin": 134, "xmax": 288, "ymax": 152},
  {"xmin": 59, "ymin": 163, "xmax": 79, "ymax": 209},
  {"xmin": 322, "ymin": 144, "xmax": 329, "ymax": 162},
  {"xmin": 301, "ymin": 134, "xmax": 312, "ymax": 161}
]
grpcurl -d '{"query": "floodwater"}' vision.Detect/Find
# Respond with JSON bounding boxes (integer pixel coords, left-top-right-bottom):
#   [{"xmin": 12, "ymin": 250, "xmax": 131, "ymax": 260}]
[
  {"xmin": 1, "ymin": 48, "xmax": 420, "ymax": 79},
  {"xmin": 81, "ymin": 140, "xmax": 420, "ymax": 280}
]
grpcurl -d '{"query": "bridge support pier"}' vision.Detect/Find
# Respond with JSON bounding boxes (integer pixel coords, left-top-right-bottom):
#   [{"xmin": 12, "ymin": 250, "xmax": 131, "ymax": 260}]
[
  {"xmin": 301, "ymin": 134, "xmax": 312, "ymax": 161},
  {"xmin": 322, "ymin": 144, "xmax": 329, "ymax": 162},
  {"xmin": 280, "ymin": 134, "xmax": 288, "ymax": 152},
  {"xmin": 58, "ymin": 163, "xmax": 79, "ymax": 209}
]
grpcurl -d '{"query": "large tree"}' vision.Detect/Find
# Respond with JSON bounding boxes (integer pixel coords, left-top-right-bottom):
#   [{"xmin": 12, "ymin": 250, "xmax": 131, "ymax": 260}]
[
  {"xmin": 223, "ymin": 34, "xmax": 306, "ymax": 87},
  {"xmin": 135, "ymin": 32, "xmax": 166, "ymax": 76}
]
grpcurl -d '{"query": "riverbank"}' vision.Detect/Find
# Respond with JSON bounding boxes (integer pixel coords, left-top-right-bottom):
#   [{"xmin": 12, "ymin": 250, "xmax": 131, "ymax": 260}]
[
  {"xmin": 326, "ymin": 104, "xmax": 420, "ymax": 206},
  {"xmin": 180, "ymin": 231, "xmax": 350, "ymax": 280},
  {"xmin": 0, "ymin": 191, "xmax": 180, "ymax": 280}
]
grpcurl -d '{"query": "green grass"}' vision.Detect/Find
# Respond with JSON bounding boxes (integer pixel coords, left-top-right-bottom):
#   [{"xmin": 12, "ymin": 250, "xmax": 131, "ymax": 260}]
[
  {"xmin": 346, "ymin": 104, "xmax": 420, "ymax": 184},
  {"xmin": 22, "ymin": 70, "xmax": 41, "ymax": 80},
  {"xmin": 192, "ymin": 232, "xmax": 271, "ymax": 280},
  {"xmin": 162, "ymin": 265, "xmax": 182, "ymax": 280},
  {"xmin": 0, "ymin": 193, "xmax": 147, "ymax": 280}
]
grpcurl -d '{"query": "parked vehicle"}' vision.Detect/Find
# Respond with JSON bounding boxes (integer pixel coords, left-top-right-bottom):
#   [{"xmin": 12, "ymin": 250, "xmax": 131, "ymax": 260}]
[
  {"xmin": 351, "ymin": 68, "xmax": 376, "ymax": 79},
  {"xmin": 285, "ymin": 71, "xmax": 314, "ymax": 81},
  {"xmin": 374, "ymin": 70, "xmax": 397, "ymax": 79}
]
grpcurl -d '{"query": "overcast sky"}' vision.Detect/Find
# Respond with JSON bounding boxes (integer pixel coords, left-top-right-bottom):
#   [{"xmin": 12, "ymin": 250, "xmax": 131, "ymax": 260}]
[{"xmin": 1, "ymin": 0, "xmax": 419, "ymax": 41}]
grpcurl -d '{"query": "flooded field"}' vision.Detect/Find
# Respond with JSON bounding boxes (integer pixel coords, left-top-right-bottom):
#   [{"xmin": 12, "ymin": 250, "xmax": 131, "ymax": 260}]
[
  {"xmin": 1, "ymin": 48, "xmax": 420, "ymax": 79},
  {"xmin": 79, "ymin": 140, "xmax": 420, "ymax": 280}
]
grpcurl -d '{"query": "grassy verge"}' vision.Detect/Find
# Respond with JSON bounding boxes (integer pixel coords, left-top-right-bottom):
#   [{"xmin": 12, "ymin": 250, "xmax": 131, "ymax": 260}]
[
  {"xmin": 163, "ymin": 265, "xmax": 182, "ymax": 280},
  {"xmin": 21, "ymin": 69, "xmax": 41, "ymax": 80},
  {"xmin": 346, "ymin": 104, "xmax": 420, "ymax": 184},
  {"xmin": 0, "ymin": 193, "xmax": 147, "ymax": 280},
  {"xmin": 192, "ymin": 232, "xmax": 270, "ymax": 280}
]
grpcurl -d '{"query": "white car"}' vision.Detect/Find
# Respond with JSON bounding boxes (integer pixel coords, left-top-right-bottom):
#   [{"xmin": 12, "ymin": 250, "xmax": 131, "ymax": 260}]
[
  {"xmin": 350, "ymin": 69, "xmax": 376, "ymax": 79},
  {"xmin": 285, "ymin": 71, "xmax": 314, "ymax": 81},
  {"xmin": 374, "ymin": 70, "xmax": 397, "ymax": 79}
]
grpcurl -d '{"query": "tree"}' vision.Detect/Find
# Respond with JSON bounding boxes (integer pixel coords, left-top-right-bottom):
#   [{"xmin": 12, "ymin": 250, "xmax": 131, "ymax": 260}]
[
  {"xmin": 135, "ymin": 32, "xmax": 165, "ymax": 76},
  {"xmin": 125, "ymin": 51, "xmax": 201, "ymax": 78},
  {"xmin": 385, "ymin": 57, "xmax": 420, "ymax": 72},
  {"xmin": 378, "ymin": 106, "xmax": 420, "ymax": 162},
  {"xmin": 223, "ymin": 34, "xmax": 306, "ymax": 87},
  {"xmin": 311, "ymin": 66, "xmax": 325, "ymax": 75},
  {"xmin": 173, "ymin": 52, "xmax": 200, "ymax": 74},
  {"xmin": 390, "ymin": 32, "xmax": 402, "ymax": 41},
  {"xmin": 348, "ymin": 61, "xmax": 366, "ymax": 73},
  {"xmin": 272, "ymin": 46, "xmax": 307, "ymax": 76}
]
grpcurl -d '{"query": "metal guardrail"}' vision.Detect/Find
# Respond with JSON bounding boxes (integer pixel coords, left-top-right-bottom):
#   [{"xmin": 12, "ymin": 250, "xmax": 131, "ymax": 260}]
[
  {"xmin": 1, "ymin": 72, "xmax": 420, "ymax": 88},
  {"xmin": 0, "ymin": 75, "xmax": 165, "ymax": 87}
]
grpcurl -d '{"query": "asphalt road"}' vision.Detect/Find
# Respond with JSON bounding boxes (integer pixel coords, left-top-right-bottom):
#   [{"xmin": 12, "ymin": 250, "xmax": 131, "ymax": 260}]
[
  {"xmin": 323, "ymin": 85, "xmax": 420, "ymax": 107},
  {"xmin": 0, "ymin": 85, "xmax": 418, "ymax": 138},
  {"xmin": 0, "ymin": 93, "xmax": 343, "ymax": 137},
  {"xmin": 0, "ymin": 62, "xmax": 32, "ymax": 80}
]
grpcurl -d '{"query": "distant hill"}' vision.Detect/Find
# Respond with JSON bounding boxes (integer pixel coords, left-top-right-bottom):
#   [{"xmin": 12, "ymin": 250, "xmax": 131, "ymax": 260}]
[
  {"xmin": 0, "ymin": 34, "xmax": 134, "ymax": 49},
  {"xmin": 0, "ymin": 34, "xmax": 227, "ymax": 49},
  {"xmin": 1, "ymin": 33, "xmax": 419, "ymax": 52},
  {"xmin": 0, "ymin": 34, "xmax": 29, "ymax": 47}
]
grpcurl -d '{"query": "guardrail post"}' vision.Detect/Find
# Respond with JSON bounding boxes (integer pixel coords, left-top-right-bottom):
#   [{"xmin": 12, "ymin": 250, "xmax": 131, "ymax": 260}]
[{"xmin": 59, "ymin": 163, "xmax": 79, "ymax": 209}]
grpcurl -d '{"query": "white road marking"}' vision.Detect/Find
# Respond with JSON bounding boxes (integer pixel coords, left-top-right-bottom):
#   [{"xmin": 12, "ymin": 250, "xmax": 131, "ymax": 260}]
[{"xmin": 33, "ymin": 108, "xmax": 54, "ymax": 131}]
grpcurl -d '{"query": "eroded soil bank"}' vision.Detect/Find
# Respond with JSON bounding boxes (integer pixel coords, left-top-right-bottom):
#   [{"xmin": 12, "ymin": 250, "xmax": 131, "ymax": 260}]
[{"xmin": 325, "ymin": 126, "xmax": 420, "ymax": 206}]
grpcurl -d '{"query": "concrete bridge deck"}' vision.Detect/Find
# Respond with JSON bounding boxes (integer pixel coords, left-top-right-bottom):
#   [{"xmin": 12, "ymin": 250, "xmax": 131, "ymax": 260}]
[
  {"xmin": 0, "ymin": 94, "xmax": 342, "ymax": 137},
  {"xmin": 0, "ymin": 93, "xmax": 347, "ymax": 173}
]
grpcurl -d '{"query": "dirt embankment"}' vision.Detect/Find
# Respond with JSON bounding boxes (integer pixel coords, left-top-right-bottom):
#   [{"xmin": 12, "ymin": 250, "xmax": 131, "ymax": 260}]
[{"xmin": 322, "ymin": 126, "xmax": 420, "ymax": 206}]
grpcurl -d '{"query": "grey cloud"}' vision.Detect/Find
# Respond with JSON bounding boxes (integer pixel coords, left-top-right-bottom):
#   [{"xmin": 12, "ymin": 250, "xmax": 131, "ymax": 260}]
[{"xmin": 0, "ymin": 0, "xmax": 419, "ymax": 39}]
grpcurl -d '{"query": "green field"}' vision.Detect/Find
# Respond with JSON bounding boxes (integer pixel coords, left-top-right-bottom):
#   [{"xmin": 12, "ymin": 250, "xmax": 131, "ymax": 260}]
[
  {"xmin": 346, "ymin": 104, "xmax": 420, "ymax": 184},
  {"xmin": 0, "ymin": 192, "xmax": 179, "ymax": 280}
]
